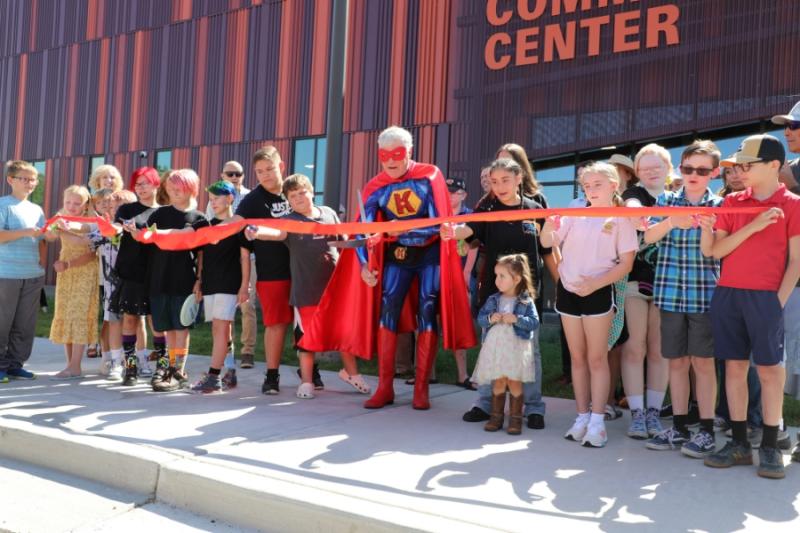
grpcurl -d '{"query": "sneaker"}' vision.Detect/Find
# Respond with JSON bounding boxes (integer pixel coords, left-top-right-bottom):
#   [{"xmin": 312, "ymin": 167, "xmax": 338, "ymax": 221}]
[
  {"xmin": 713, "ymin": 416, "xmax": 730, "ymax": 432},
  {"xmin": 240, "ymin": 353, "xmax": 255, "ymax": 369},
  {"xmin": 791, "ymin": 438, "xmax": 800, "ymax": 463},
  {"xmin": 6, "ymin": 367, "xmax": 36, "ymax": 380},
  {"xmin": 99, "ymin": 360, "xmax": 112, "ymax": 377},
  {"xmin": 122, "ymin": 355, "xmax": 138, "ymax": 386},
  {"xmin": 296, "ymin": 382, "xmax": 315, "ymax": 399},
  {"xmin": 645, "ymin": 407, "xmax": 664, "ymax": 436},
  {"xmin": 777, "ymin": 428, "xmax": 792, "ymax": 451},
  {"xmin": 462, "ymin": 406, "xmax": 490, "ymax": 422},
  {"xmin": 0, "ymin": 371, "xmax": 8, "ymax": 384},
  {"xmin": 139, "ymin": 358, "xmax": 153, "ymax": 377},
  {"xmin": 757, "ymin": 446, "xmax": 785, "ymax": 479},
  {"xmin": 527, "ymin": 414, "xmax": 545, "ymax": 430},
  {"xmin": 152, "ymin": 368, "xmax": 182, "ymax": 392},
  {"xmin": 261, "ymin": 372, "xmax": 280, "ymax": 395},
  {"xmin": 659, "ymin": 403, "xmax": 673, "ymax": 419},
  {"xmin": 627, "ymin": 409, "xmax": 648, "ymax": 440},
  {"xmin": 222, "ymin": 369, "xmax": 238, "ymax": 391},
  {"xmin": 151, "ymin": 356, "xmax": 169, "ymax": 385},
  {"xmin": 582, "ymin": 423, "xmax": 608, "ymax": 448},
  {"xmin": 565, "ymin": 414, "xmax": 590, "ymax": 442},
  {"xmin": 173, "ymin": 368, "xmax": 189, "ymax": 386},
  {"xmin": 188, "ymin": 373, "xmax": 222, "ymax": 394},
  {"xmin": 681, "ymin": 429, "xmax": 716, "ymax": 458},
  {"xmin": 107, "ymin": 362, "xmax": 123, "ymax": 381},
  {"xmin": 297, "ymin": 366, "xmax": 324, "ymax": 390},
  {"xmin": 646, "ymin": 427, "xmax": 691, "ymax": 451},
  {"xmin": 704, "ymin": 440, "xmax": 753, "ymax": 468}
]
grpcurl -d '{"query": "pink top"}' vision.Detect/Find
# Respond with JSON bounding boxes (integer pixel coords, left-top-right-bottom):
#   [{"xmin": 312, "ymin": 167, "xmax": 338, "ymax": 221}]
[{"xmin": 553, "ymin": 216, "xmax": 639, "ymax": 293}]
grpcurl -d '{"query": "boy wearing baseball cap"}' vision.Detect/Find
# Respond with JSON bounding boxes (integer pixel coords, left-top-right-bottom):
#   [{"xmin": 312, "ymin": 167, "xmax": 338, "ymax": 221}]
[{"xmin": 701, "ymin": 134, "xmax": 800, "ymax": 478}]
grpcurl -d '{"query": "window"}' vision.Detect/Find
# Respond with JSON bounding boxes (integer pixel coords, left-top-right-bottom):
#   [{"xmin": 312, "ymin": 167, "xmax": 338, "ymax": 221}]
[
  {"xmin": 30, "ymin": 161, "xmax": 46, "ymax": 207},
  {"xmin": 292, "ymin": 137, "xmax": 327, "ymax": 202},
  {"xmin": 534, "ymin": 165, "xmax": 577, "ymax": 207},
  {"xmin": 88, "ymin": 155, "xmax": 105, "ymax": 181},
  {"xmin": 155, "ymin": 150, "xmax": 172, "ymax": 175}
]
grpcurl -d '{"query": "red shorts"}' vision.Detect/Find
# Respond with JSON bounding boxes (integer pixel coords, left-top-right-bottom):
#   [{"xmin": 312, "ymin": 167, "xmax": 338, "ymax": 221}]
[
  {"xmin": 256, "ymin": 280, "xmax": 292, "ymax": 326},
  {"xmin": 293, "ymin": 305, "xmax": 318, "ymax": 348}
]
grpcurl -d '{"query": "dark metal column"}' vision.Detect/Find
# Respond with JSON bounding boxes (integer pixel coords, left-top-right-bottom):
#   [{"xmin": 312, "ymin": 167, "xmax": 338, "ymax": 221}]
[{"xmin": 323, "ymin": 0, "xmax": 349, "ymax": 215}]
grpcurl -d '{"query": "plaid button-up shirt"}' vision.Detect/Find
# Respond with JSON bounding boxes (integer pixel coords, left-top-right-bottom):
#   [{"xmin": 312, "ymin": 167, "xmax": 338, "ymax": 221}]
[{"xmin": 652, "ymin": 188, "xmax": 722, "ymax": 313}]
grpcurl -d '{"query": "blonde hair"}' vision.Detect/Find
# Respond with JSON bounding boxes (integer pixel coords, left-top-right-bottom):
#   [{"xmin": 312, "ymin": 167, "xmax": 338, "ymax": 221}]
[
  {"xmin": 60, "ymin": 185, "xmax": 93, "ymax": 216},
  {"xmin": 5, "ymin": 160, "xmax": 37, "ymax": 178},
  {"xmin": 91, "ymin": 188, "xmax": 116, "ymax": 204},
  {"xmin": 496, "ymin": 254, "xmax": 536, "ymax": 300},
  {"xmin": 282, "ymin": 174, "xmax": 314, "ymax": 196},
  {"xmin": 579, "ymin": 162, "xmax": 624, "ymax": 207},
  {"xmin": 634, "ymin": 143, "xmax": 673, "ymax": 174},
  {"xmin": 88, "ymin": 164, "xmax": 123, "ymax": 192}
]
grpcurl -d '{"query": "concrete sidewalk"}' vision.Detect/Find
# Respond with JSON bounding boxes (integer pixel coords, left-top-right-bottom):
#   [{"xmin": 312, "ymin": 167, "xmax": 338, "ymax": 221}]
[{"xmin": 1, "ymin": 338, "xmax": 798, "ymax": 532}]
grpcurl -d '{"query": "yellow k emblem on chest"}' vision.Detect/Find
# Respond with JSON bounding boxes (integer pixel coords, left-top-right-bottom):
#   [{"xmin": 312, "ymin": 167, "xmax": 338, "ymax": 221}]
[{"xmin": 386, "ymin": 188, "xmax": 422, "ymax": 217}]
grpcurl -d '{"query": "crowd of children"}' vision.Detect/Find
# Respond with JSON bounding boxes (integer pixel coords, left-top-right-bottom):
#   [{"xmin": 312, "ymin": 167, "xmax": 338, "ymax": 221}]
[{"xmin": 2, "ymin": 121, "xmax": 800, "ymax": 480}]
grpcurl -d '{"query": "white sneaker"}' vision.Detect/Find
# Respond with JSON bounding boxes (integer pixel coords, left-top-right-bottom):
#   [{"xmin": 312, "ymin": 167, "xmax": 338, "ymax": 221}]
[
  {"xmin": 565, "ymin": 414, "xmax": 590, "ymax": 442},
  {"xmin": 296, "ymin": 382, "xmax": 315, "ymax": 399},
  {"xmin": 582, "ymin": 423, "xmax": 608, "ymax": 448},
  {"xmin": 139, "ymin": 360, "xmax": 153, "ymax": 377},
  {"xmin": 99, "ymin": 359, "xmax": 112, "ymax": 377},
  {"xmin": 107, "ymin": 362, "xmax": 123, "ymax": 381}
]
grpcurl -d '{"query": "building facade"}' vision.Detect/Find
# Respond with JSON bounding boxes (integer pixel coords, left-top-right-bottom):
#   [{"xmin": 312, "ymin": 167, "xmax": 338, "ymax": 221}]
[{"xmin": 1, "ymin": 0, "xmax": 799, "ymax": 263}]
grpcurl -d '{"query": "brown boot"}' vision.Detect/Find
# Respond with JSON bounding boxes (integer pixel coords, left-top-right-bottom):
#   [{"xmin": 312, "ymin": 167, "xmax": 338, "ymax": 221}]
[
  {"xmin": 484, "ymin": 392, "xmax": 507, "ymax": 432},
  {"xmin": 507, "ymin": 394, "xmax": 524, "ymax": 435}
]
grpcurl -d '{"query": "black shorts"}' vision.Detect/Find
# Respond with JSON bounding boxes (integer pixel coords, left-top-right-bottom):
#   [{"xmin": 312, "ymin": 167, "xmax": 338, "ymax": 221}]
[
  {"xmin": 555, "ymin": 280, "xmax": 615, "ymax": 317},
  {"xmin": 109, "ymin": 279, "xmax": 150, "ymax": 316},
  {"xmin": 150, "ymin": 294, "xmax": 191, "ymax": 332}
]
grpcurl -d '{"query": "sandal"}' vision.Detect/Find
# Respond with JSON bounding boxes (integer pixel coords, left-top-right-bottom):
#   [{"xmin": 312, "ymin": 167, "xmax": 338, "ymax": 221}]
[
  {"xmin": 51, "ymin": 369, "xmax": 82, "ymax": 380},
  {"xmin": 338, "ymin": 369, "xmax": 371, "ymax": 394},
  {"xmin": 459, "ymin": 378, "xmax": 477, "ymax": 390},
  {"xmin": 404, "ymin": 377, "xmax": 439, "ymax": 385},
  {"xmin": 86, "ymin": 345, "xmax": 99, "ymax": 358},
  {"xmin": 296, "ymin": 382, "xmax": 315, "ymax": 399},
  {"xmin": 604, "ymin": 403, "xmax": 622, "ymax": 421}
]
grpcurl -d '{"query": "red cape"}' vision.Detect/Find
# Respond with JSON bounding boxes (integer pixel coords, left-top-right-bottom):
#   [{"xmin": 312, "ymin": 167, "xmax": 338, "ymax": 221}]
[{"xmin": 300, "ymin": 161, "xmax": 477, "ymax": 359}]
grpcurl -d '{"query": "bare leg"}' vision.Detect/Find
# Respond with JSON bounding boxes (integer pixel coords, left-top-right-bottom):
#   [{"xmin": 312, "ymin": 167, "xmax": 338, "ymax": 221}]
[
  {"xmin": 584, "ymin": 314, "xmax": 613, "ymax": 416},
  {"xmin": 298, "ymin": 351, "xmax": 314, "ymax": 383},
  {"xmin": 562, "ymin": 315, "xmax": 589, "ymax": 413},
  {"xmin": 507, "ymin": 378, "xmax": 522, "ymax": 397},
  {"xmin": 454, "ymin": 349, "xmax": 468, "ymax": 382},
  {"xmin": 757, "ymin": 364, "xmax": 786, "ymax": 427},
  {"xmin": 607, "ymin": 345, "xmax": 622, "ymax": 405},
  {"xmin": 668, "ymin": 357, "xmax": 691, "ymax": 416},
  {"xmin": 265, "ymin": 323, "xmax": 289, "ymax": 370},
  {"xmin": 692, "ymin": 357, "xmax": 716, "ymax": 420},
  {"xmin": 493, "ymin": 376, "xmax": 508, "ymax": 396},
  {"xmin": 210, "ymin": 320, "xmax": 232, "ymax": 369},
  {"xmin": 621, "ymin": 297, "xmax": 649, "ymax": 397},
  {"xmin": 726, "ymin": 360, "xmax": 750, "ymax": 421}
]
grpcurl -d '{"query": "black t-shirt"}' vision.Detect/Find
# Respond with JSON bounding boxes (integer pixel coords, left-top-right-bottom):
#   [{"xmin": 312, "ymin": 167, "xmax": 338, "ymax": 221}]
[
  {"xmin": 145, "ymin": 206, "xmax": 209, "ymax": 296},
  {"xmin": 236, "ymin": 186, "xmax": 291, "ymax": 281},
  {"xmin": 466, "ymin": 197, "xmax": 551, "ymax": 309},
  {"xmin": 202, "ymin": 219, "xmax": 248, "ymax": 295},
  {"xmin": 114, "ymin": 202, "xmax": 158, "ymax": 283},
  {"xmin": 622, "ymin": 186, "xmax": 659, "ymax": 284}
]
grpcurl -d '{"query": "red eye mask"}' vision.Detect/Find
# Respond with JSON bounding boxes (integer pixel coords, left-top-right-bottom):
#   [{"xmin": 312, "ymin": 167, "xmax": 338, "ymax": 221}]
[{"xmin": 378, "ymin": 147, "xmax": 407, "ymax": 163}]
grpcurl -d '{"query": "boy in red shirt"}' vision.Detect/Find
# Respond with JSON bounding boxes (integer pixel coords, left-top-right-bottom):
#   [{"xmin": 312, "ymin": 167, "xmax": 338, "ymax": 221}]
[{"xmin": 701, "ymin": 134, "xmax": 800, "ymax": 479}]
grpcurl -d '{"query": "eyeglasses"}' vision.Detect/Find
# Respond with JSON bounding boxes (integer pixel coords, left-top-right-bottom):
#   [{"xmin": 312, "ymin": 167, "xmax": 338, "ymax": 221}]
[
  {"xmin": 11, "ymin": 176, "xmax": 38, "ymax": 184},
  {"xmin": 679, "ymin": 165, "xmax": 715, "ymax": 177},
  {"xmin": 732, "ymin": 161, "xmax": 765, "ymax": 173},
  {"xmin": 225, "ymin": 171, "xmax": 243, "ymax": 177},
  {"xmin": 785, "ymin": 121, "xmax": 800, "ymax": 131},
  {"xmin": 378, "ymin": 147, "xmax": 407, "ymax": 163}
]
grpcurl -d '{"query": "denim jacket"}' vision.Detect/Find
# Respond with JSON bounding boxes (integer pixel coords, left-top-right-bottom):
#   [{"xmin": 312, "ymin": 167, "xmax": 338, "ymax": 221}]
[{"xmin": 477, "ymin": 291, "xmax": 539, "ymax": 340}]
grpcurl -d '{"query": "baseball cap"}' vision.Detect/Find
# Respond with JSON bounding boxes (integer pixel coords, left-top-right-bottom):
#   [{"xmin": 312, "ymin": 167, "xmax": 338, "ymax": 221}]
[
  {"xmin": 771, "ymin": 101, "xmax": 800, "ymax": 126},
  {"xmin": 446, "ymin": 177, "xmax": 467, "ymax": 192},
  {"xmin": 720, "ymin": 134, "xmax": 786, "ymax": 168},
  {"xmin": 608, "ymin": 154, "xmax": 635, "ymax": 174}
]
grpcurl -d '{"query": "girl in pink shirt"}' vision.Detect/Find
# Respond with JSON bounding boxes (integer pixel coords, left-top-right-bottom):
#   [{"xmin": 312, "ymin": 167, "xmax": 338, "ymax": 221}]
[{"xmin": 541, "ymin": 162, "xmax": 638, "ymax": 447}]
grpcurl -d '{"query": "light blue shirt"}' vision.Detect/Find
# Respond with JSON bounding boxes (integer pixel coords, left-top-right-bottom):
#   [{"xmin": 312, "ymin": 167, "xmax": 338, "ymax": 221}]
[{"xmin": 0, "ymin": 195, "xmax": 46, "ymax": 279}]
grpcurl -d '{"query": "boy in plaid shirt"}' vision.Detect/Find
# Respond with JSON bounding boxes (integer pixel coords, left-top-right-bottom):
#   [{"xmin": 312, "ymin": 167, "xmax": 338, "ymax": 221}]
[{"xmin": 642, "ymin": 140, "xmax": 723, "ymax": 457}]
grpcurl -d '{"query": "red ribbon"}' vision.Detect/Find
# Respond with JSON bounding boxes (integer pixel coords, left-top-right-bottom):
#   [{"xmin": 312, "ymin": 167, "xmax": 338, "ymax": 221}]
[
  {"xmin": 42, "ymin": 215, "xmax": 118, "ymax": 237},
  {"xmin": 43, "ymin": 206, "xmax": 764, "ymax": 251}
]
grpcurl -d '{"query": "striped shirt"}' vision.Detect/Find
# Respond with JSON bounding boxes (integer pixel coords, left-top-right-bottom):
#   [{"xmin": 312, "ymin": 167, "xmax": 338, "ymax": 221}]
[
  {"xmin": 652, "ymin": 188, "xmax": 722, "ymax": 313},
  {"xmin": 0, "ymin": 195, "xmax": 46, "ymax": 279}
]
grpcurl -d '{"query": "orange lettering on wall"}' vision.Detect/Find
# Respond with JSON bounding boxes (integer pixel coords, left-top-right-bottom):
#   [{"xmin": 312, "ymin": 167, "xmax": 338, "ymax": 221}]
[
  {"xmin": 487, "ymin": 0, "xmax": 513, "ymax": 26},
  {"xmin": 517, "ymin": 0, "xmax": 546, "ymax": 22},
  {"xmin": 646, "ymin": 5, "xmax": 680, "ymax": 48},
  {"xmin": 543, "ymin": 21, "xmax": 576, "ymax": 62},
  {"xmin": 516, "ymin": 26, "xmax": 540, "ymax": 66},
  {"xmin": 579, "ymin": 15, "xmax": 610, "ymax": 56},
  {"xmin": 613, "ymin": 10, "xmax": 640, "ymax": 52},
  {"xmin": 485, "ymin": 32, "xmax": 512, "ymax": 70}
]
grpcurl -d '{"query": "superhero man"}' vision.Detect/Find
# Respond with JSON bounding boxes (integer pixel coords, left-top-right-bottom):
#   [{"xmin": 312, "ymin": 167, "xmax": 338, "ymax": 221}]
[{"xmin": 300, "ymin": 126, "xmax": 475, "ymax": 410}]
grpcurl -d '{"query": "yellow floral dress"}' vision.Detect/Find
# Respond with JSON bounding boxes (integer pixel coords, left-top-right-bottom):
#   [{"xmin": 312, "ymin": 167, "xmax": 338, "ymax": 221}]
[{"xmin": 49, "ymin": 234, "xmax": 99, "ymax": 345}]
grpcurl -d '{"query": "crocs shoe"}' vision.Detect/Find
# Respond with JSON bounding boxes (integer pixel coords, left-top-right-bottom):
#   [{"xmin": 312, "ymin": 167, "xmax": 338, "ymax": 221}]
[
  {"xmin": 338, "ymin": 369, "xmax": 371, "ymax": 394},
  {"xmin": 296, "ymin": 382, "xmax": 315, "ymax": 399}
]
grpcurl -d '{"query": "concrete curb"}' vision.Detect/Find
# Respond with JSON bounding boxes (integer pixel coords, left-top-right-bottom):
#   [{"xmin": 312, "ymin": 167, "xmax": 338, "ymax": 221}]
[{"xmin": 0, "ymin": 420, "xmax": 494, "ymax": 533}]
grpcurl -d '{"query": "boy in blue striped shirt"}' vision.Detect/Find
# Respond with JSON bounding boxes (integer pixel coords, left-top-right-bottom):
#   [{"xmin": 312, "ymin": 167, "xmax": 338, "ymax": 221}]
[{"xmin": 641, "ymin": 140, "xmax": 723, "ymax": 457}]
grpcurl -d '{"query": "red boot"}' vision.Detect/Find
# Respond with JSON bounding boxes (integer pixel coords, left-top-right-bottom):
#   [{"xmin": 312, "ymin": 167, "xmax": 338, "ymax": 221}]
[
  {"xmin": 412, "ymin": 331, "xmax": 438, "ymax": 410},
  {"xmin": 364, "ymin": 327, "xmax": 397, "ymax": 409}
]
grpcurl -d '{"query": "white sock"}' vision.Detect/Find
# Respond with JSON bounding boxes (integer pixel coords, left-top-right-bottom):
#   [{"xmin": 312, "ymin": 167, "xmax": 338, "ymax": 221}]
[
  {"xmin": 577, "ymin": 411, "xmax": 591, "ymax": 423},
  {"xmin": 646, "ymin": 389, "xmax": 666, "ymax": 411},
  {"xmin": 628, "ymin": 394, "xmax": 644, "ymax": 412},
  {"xmin": 136, "ymin": 349, "xmax": 148, "ymax": 366},
  {"xmin": 110, "ymin": 349, "xmax": 123, "ymax": 364},
  {"xmin": 779, "ymin": 418, "xmax": 785, "ymax": 431},
  {"xmin": 590, "ymin": 413, "xmax": 605, "ymax": 426},
  {"xmin": 101, "ymin": 351, "xmax": 111, "ymax": 362},
  {"xmin": 224, "ymin": 353, "xmax": 235, "ymax": 370}
]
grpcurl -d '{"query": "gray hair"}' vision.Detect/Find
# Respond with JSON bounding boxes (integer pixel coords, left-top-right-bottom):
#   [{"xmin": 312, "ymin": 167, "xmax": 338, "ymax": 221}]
[{"xmin": 378, "ymin": 126, "xmax": 413, "ymax": 150}]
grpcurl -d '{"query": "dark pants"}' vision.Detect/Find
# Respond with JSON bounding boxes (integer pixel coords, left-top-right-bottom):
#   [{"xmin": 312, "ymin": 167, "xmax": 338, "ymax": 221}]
[{"xmin": 0, "ymin": 276, "xmax": 45, "ymax": 372}]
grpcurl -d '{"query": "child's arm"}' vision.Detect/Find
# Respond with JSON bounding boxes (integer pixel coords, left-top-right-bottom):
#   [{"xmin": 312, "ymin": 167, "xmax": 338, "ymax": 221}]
[
  {"xmin": 706, "ymin": 207, "xmax": 783, "ymax": 259},
  {"xmin": 440, "ymin": 223, "xmax": 473, "ymax": 242},
  {"xmin": 778, "ymin": 235, "xmax": 800, "ymax": 307},
  {"xmin": 644, "ymin": 216, "xmax": 693, "ymax": 244},
  {"xmin": 193, "ymin": 250, "xmax": 203, "ymax": 302},
  {"xmin": 0, "ymin": 227, "xmax": 42, "ymax": 243},
  {"xmin": 507, "ymin": 301, "xmax": 539, "ymax": 332},
  {"xmin": 53, "ymin": 249, "xmax": 97, "ymax": 273},
  {"xmin": 572, "ymin": 251, "xmax": 635, "ymax": 297},
  {"xmin": 244, "ymin": 225, "xmax": 287, "ymax": 241},
  {"xmin": 238, "ymin": 247, "xmax": 251, "ymax": 305},
  {"xmin": 539, "ymin": 217, "xmax": 558, "ymax": 248},
  {"xmin": 698, "ymin": 214, "xmax": 716, "ymax": 257},
  {"xmin": 476, "ymin": 298, "xmax": 498, "ymax": 329}
]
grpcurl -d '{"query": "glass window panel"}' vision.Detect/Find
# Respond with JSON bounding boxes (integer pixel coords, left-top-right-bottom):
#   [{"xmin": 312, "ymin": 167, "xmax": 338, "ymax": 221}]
[
  {"xmin": 88, "ymin": 155, "xmax": 105, "ymax": 182},
  {"xmin": 30, "ymin": 161, "xmax": 46, "ymax": 206},
  {"xmin": 315, "ymin": 138, "xmax": 327, "ymax": 196},
  {"xmin": 542, "ymin": 182, "xmax": 576, "ymax": 208},
  {"xmin": 155, "ymin": 150, "xmax": 172, "ymax": 175},
  {"xmin": 535, "ymin": 165, "xmax": 575, "ymax": 183},
  {"xmin": 292, "ymin": 139, "xmax": 316, "ymax": 180}
]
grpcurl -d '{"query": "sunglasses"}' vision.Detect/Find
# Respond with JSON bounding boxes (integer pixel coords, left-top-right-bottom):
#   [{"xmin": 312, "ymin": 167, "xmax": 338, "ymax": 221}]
[
  {"xmin": 225, "ymin": 171, "xmax": 243, "ymax": 177},
  {"xmin": 786, "ymin": 121, "xmax": 800, "ymax": 131},
  {"xmin": 378, "ymin": 147, "xmax": 407, "ymax": 163},
  {"xmin": 679, "ymin": 165, "xmax": 715, "ymax": 177}
]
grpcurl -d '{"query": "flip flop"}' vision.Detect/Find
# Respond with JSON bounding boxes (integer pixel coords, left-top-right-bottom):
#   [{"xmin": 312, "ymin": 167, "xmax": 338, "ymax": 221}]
[{"xmin": 50, "ymin": 370, "xmax": 82, "ymax": 380}]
